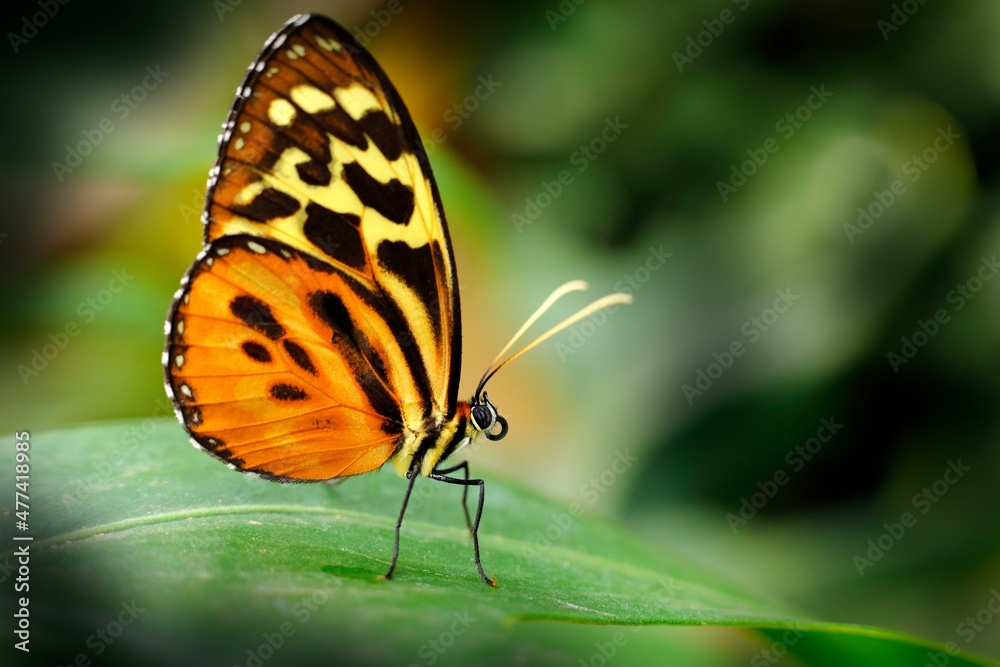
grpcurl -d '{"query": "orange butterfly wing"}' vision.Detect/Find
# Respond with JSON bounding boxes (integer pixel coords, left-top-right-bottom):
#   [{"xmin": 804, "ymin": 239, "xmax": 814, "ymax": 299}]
[
  {"xmin": 167, "ymin": 236, "xmax": 410, "ymax": 480},
  {"xmin": 164, "ymin": 15, "xmax": 462, "ymax": 481}
]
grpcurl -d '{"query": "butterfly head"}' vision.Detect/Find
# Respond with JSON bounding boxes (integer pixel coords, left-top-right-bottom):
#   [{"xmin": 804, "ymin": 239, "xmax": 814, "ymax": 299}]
[{"xmin": 469, "ymin": 392, "xmax": 508, "ymax": 441}]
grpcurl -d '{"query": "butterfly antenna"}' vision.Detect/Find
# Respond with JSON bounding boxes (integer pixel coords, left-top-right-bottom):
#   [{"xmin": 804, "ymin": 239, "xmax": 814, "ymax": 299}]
[{"xmin": 474, "ymin": 281, "xmax": 633, "ymax": 398}]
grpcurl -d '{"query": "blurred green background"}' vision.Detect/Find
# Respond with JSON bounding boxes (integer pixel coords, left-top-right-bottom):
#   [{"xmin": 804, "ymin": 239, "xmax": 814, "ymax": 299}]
[{"xmin": 2, "ymin": 0, "xmax": 999, "ymax": 663}]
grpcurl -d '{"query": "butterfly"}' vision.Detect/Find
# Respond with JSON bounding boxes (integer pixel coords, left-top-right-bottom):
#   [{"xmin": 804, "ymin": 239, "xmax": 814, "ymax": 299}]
[{"xmin": 163, "ymin": 13, "xmax": 631, "ymax": 586}]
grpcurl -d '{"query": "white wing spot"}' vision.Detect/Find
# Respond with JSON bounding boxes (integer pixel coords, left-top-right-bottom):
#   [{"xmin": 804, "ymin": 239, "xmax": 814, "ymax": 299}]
[
  {"xmin": 247, "ymin": 241, "xmax": 267, "ymax": 254},
  {"xmin": 177, "ymin": 320, "xmax": 184, "ymax": 335},
  {"xmin": 180, "ymin": 383, "xmax": 193, "ymax": 398},
  {"xmin": 175, "ymin": 354, "xmax": 185, "ymax": 368},
  {"xmin": 240, "ymin": 121, "xmax": 251, "ymax": 133},
  {"xmin": 265, "ymin": 66, "xmax": 279, "ymax": 79},
  {"xmin": 234, "ymin": 137, "xmax": 245, "ymax": 151}
]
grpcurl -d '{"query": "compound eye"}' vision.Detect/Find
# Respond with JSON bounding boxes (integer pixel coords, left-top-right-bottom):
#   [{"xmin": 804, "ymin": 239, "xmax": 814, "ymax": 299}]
[
  {"xmin": 471, "ymin": 402, "xmax": 496, "ymax": 432},
  {"xmin": 471, "ymin": 395, "xmax": 508, "ymax": 441}
]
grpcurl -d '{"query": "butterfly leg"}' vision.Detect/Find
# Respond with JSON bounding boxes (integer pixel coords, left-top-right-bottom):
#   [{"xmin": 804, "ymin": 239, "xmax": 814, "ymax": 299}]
[
  {"xmin": 430, "ymin": 465, "xmax": 496, "ymax": 587},
  {"xmin": 384, "ymin": 458, "xmax": 421, "ymax": 581},
  {"xmin": 433, "ymin": 461, "xmax": 473, "ymax": 533}
]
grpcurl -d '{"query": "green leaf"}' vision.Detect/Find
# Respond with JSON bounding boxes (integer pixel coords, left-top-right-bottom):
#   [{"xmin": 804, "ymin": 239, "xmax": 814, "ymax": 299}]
[{"xmin": 2, "ymin": 420, "xmax": 995, "ymax": 667}]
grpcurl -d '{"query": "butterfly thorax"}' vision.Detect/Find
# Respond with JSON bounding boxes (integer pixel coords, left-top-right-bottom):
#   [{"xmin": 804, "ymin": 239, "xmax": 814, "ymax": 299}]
[
  {"xmin": 387, "ymin": 391, "xmax": 508, "ymax": 477},
  {"xmin": 389, "ymin": 402, "xmax": 475, "ymax": 477}
]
